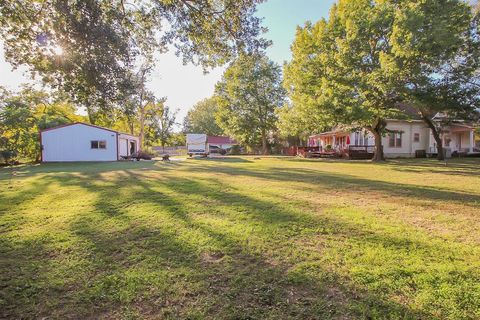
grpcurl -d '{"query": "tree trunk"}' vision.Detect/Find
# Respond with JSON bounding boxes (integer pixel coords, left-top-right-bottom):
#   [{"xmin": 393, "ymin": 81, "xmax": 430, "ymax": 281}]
[
  {"xmin": 137, "ymin": 66, "xmax": 151, "ymax": 151},
  {"xmin": 86, "ymin": 104, "xmax": 95, "ymax": 124},
  {"xmin": 139, "ymin": 107, "xmax": 145, "ymax": 151},
  {"xmin": 421, "ymin": 114, "xmax": 444, "ymax": 160},
  {"xmin": 261, "ymin": 129, "xmax": 268, "ymax": 155},
  {"xmin": 129, "ymin": 121, "xmax": 134, "ymax": 135},
  {"xmin": 366, "ymin": 119, "xmax": 386, "ymax": 162},
  {"xmin": 371, "ymin": 130, "xmax": 385, "ymax": 162}
]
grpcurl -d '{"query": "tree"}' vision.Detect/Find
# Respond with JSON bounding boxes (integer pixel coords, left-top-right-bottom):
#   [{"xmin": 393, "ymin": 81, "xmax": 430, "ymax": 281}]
[
  {"xmin": 168, "ymin": 132, "xmax": 187, "ymax": 147},
  {"xmin": 277, "ymin": 101, "xmax": 326, "ymax": 147},
  {"xmin": 387, "ymin": 0, "xmax": 480, "ymax": 160},
  {"xmin": 0, "ymin": 1, "xmax": 149, "ymax": 123},
  {"xmin": 0, "ymin": 86, "xmax": 83, "ymax": 163},
  {"xmin": 0, "ymin": 89, "xmax": 37, "ymax": 163},
  {"xmin": 215, "ymin": 54, "xmax": 285, "ymax": 154},
  {"xmin": 183, "ymin": 97, "xmax": 224, "ymax": 136},
  {"xmin": 144, "ymin": 99, "xmax": 178, "ymax": 151},
  {"xmin": 0, "ymin": 0, "xmax": 268, "ymax": 122},
  {"xmin": 283, "ymin": 0, "xmax": 479, "ymax": 161},
  {"xmin": 284, "ymin": 2, "xmax": 405, "ymax": 161}
]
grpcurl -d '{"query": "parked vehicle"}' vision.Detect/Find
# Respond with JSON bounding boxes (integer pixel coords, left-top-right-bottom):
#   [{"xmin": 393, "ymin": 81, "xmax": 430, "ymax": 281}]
[
  {"xmin": 186, "ymin": 134, "xmax": 208, "ymax": 156},
  {"xmin": 209, "ymin": 145, "xmax": 227, "ymax": 155}
]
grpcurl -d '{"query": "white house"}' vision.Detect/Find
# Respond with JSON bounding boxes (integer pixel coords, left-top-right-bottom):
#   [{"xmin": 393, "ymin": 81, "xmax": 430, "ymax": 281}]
[
  {"xmin": 40, "ymin": 122, "xmax": 139, "ymax": 162},
  {"xmin": 308, "ymin": 119, "xmax": 476, "ymax": 158}
]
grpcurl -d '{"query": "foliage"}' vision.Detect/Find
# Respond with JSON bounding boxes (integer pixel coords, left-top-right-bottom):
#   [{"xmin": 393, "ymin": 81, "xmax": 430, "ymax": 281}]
[
  {"xmin": 215, "ymin": 53, "xmax": 286, "ymax": 154},
  {"xmin": 283, "ymin": 0, "xmax": 479, "ymax": 161},
  {"xmin": 284, "ymin": 1, "xmax": 405, "ymax": 161},
  {"xmin": 387, "ymin": 0, "xmax": 480, "ymax": 160},
  {"xmin": 1, "ymin": 158, "xmax": 480, "ymax": 319},
  {"xmin": 168, "ymin": 132, "xmax": 187, "ymax": 147},
  {"xmin": 228, "ymin": 144, "xmax": 241, "ymax": 155},
  {"xmin": 0, "ymin": 0, "xmax": 268, "ymax": 122},
  {"xmin": 143, "ymin": 99, "xmax": 178, "ymax": 150},
  {"xmin": 183, "ymin": 97, "xmax": 224, "ymax": 136},
  {"xmin": 0, "ymin": 86, "xmax": 84, "ymax": 163}
]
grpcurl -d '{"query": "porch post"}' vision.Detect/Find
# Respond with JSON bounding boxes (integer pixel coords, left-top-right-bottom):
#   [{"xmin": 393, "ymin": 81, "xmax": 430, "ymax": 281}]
[
  {"xmin": 427, "ymin": 129, "xmax": 431, "ymax": 153},
  {"xmin": 469, "ymin": 130, "xmax": 474, "ymax": 153}
]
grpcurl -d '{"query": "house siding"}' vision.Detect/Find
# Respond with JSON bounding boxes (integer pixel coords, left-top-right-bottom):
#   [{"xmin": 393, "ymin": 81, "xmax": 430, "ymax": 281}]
[
  {"xmin": 118, "ymin": 133, "xmax": 139, "ymax": 157},
  {"xmin": 41, "ymin": 124, "xmax": 118, "ymax": 162},
  {"xmin": 382, "ymin": 121, "xmax": 429, "ymax": 158}
]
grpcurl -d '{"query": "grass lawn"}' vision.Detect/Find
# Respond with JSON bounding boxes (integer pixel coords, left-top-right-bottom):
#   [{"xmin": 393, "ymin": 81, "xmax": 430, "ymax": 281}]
[{"xmin": 1, "ymin": 157, "xmax": 479, "ymax": 319}]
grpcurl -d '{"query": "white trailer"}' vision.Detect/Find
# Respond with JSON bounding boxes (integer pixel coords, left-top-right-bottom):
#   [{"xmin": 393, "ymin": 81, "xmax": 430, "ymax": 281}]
[{"xmin": 186, "ymin": 134, "xmax": 208, "ymax": 156}]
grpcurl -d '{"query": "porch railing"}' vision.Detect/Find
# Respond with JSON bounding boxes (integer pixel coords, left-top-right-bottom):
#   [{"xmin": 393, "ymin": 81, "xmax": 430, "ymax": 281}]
[{"xmin": 348, "ymin": 145, "xmax": 375, "ymax": 159}]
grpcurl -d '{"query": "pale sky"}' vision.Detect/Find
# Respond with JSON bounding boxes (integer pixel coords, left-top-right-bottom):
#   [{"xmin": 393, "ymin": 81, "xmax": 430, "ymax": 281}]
[{"xmin": 0, "ymin": 0, "xmax": 335, "ymax": 124}]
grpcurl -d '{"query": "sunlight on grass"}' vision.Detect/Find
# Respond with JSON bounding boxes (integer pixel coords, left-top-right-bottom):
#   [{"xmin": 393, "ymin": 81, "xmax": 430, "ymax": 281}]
[{"xmin": 1, "ymin": 158, "xmax": 479, "ymax": 319}]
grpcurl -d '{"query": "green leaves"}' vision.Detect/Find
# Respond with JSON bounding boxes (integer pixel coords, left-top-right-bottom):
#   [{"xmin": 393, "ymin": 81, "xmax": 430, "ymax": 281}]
[
  {"xmin": 0, "ymin": 86, "xmax": 84, "ymax": 163},
  {"xmin": 0, "ymin": 0, "xmax": 268, "ymax": 121},
  {"xmin": 183, "ymin": 97, "xmax": 224, "ymax": 136},
  {"xmin": 215, "ymin": 53, "xmax": 285, "ymax": 153},
  {"xmin": 282, "ymin": 0, "xmax": 479, "ymax": 160}
]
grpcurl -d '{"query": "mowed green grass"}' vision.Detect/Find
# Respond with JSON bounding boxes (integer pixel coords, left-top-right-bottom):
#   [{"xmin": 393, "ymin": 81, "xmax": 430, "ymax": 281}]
[{"xmin": 1, "ymin": 157, "xmax": 479, "ymax": 319}]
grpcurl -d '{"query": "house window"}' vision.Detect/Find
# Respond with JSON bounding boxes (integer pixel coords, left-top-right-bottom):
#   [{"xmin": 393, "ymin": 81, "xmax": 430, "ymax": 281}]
[
  {"xmin": 91, "ymin": 140, "xmax": 107, "ymax": 149},
  {"xmin": 355, "ymin": 132, "xmax": 368, "ymax": 146},
  {"xmin": 388, "ymin": 132, "xmax": 402, "ymax": 148},
  {"xmin": 413, "ymin": 133, "xmax": 420, "ymax": 143}
]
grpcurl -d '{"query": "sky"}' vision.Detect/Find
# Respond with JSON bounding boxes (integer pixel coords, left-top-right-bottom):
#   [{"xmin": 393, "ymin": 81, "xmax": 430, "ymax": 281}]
[{"xmin": 0, "ymin": 0, "xmax": 336, "ymax": 123}]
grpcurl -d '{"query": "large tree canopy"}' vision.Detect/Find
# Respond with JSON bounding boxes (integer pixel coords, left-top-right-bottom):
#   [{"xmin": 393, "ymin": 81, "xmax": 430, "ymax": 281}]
[
  {"xmin": 387, "ymin": 0, "xmax": 480, "ymax": 159},
  {"xmin": 282, "ymin": 0, "xmax": 479, "ymax": 161},
  {"xmin": 215, "ymin": 53, "xmax": 285, "ymax": 154},
  {"xmin": 183, "ymin": 97, "xmax": 224, "ymax": 136},
  {"xmin": 0, "ymin": 0, "xmax": 268, "ymax": 122},
  {"xmin": 283, "ymin": 1, "xmax": 403, "ymax": 161}
]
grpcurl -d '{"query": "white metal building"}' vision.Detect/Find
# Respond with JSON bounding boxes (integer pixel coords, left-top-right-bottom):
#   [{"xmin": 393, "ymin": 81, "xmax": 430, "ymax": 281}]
[{"xmin": 40, "ymin": 123, "xmax": 139, "ymax": 162}]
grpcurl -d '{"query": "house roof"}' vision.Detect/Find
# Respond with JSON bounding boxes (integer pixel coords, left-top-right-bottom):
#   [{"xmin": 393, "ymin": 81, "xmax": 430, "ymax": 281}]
[
  {"xmin": 207, "ymin": 135, "xmax": 237, "ymax": 144},
  {"xmin": 40, "ymin": 122, "xmax": 138, "ymax": 137},
  {"xmin": 395, "ymin": 103, "xmax": 423, "ymax": 120},
  {"xmin": 309, "ymin": 130, "xmax": 349, "ymax": 138}
]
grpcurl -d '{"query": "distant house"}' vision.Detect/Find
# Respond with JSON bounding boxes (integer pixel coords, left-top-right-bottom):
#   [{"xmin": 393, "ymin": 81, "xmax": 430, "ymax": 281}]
[
  {"xmin": 308, "ymin": 117, "xmax": 476, "ymax": 158},
  {"xmin": 40, "ymin": 122, "xmax": 139, "ymax": 162},
  {"xmin": 185, "ymin": 134, "xmax": 237, "ymax": 156},
  {"xmin": 207, "ymin": 135, "xmax": 236, "ymax": 150}
]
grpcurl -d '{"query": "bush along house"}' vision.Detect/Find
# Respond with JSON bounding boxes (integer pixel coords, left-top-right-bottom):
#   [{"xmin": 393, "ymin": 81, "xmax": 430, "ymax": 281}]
[{"xmin": 302, "ymin": 116, "xmax": 476, "ymax": 159}]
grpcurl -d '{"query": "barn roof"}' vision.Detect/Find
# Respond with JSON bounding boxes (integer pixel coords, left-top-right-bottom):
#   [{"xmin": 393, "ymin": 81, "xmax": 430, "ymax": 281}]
[
  {"xmin": 40, "ymin": 122, "xmax": 138, "ymax": 137},
  {"xmin": 207, "ymin": 135, "xmax": 237, "ymax": 144}
]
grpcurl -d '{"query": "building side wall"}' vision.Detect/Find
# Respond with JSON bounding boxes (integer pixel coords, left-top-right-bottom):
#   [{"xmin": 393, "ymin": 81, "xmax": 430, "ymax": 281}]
[
  {"xmin": 382, "ymin": 121, "xmax": 429, "ymax": 158},
  {"xmin": 118, "ymin": 134, "xmax": 139, "ymax": 157},
  {"xmin": 42, "ymin": 124, "xmax": 117, "ymax": 162}
]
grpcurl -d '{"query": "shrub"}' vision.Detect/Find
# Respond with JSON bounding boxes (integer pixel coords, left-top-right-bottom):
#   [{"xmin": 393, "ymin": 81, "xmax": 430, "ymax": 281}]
[
  {"xmin": 133, "ymin": 151, "xmax": 154, "ymax": 160},
  {"xmin": 228, "ymin": 145, "xmax": 240, "ymax": 155},
  {"xmin": 0, "ymin": 150, "xmax": 17, "ymax": 165}
]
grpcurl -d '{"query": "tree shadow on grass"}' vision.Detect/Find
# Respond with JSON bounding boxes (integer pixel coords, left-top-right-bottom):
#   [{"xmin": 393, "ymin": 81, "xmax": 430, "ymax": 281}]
[
  {"xmin": 185, "ymin": 164, "xmax": 480, "ymax": 206},
  {"xmin": 1, "ymin": 163, "xmax": 477, "ymax": 319},
  {"xmin": 189, "ymin": 157, "xmax": 254, "ymax": 163},
  {"xmin": 0, "ymin": 235, "xmax": 55, "ymax": 319},
  {"xmin": 103, "ymin": 171, "xmax": 440, "ymax": 319},
  {"xmin": 380, "ymin": 158, "xmax": 480, "ymax": 177},
  {"xmin": 0, "ymin": 161, "xmax": 174, "ymax": 180}
]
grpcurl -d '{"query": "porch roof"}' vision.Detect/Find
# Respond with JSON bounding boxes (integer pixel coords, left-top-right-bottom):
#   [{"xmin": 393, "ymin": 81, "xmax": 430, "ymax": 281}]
[
  {"xmin": 449, "ymin": 124, "xmax": 475, "ymax": 133},
  {"xmin": 309, "ymin": 130, "xmax": 349, "ymax": 139}
]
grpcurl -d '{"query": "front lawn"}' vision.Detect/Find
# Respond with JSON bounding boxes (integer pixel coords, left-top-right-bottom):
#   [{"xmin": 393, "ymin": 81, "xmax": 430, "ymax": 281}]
[{"xmin": 1, "ymin": 157, "xmax": 479, "ymax": 319}]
